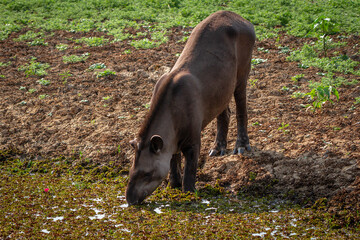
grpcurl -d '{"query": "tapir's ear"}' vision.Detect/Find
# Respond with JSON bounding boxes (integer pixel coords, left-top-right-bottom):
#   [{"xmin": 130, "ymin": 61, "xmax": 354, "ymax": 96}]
[
  {"xmin": 130, "ymin": 139, "xmax": 138, "ymax": 149},
  {"xmin": 150, "ymin": 135, "xmax": 163, "ymax": 153}
]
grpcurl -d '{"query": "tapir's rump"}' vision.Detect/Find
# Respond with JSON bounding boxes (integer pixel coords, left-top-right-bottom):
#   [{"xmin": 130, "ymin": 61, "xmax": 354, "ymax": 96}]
[{"xmin": 126, "ymin": 11, "xmax": 255, "ymax": 205}]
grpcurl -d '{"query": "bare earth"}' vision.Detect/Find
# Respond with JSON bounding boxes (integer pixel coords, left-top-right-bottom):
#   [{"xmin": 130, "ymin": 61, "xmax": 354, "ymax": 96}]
[{"xmin": 0, "ymin": 28, "xmax": 359, "ymax": 209}]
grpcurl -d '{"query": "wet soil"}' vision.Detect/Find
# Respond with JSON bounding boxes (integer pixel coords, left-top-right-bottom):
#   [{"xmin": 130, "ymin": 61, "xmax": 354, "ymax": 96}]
[{"xmin": 0, "ymin": 28, "xmax": 359, "ymax": 209}]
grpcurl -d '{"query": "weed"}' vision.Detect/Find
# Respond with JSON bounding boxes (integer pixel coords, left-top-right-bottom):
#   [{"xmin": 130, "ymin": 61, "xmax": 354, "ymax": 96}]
[
  {"xmin": 0, "ymin": 61, "xmax": 11, "ymax": 67},
  {"xmin": 130, "ymin": 38, "xmax": 160, "ymax": 49},
  {"xmin": 278, "ymin": 46, "xmax": 290, "ymax": 54},
  {"xmin": 39, "ymin": 94, "xmax": 49, "ymax": 99},
  {"xmin": 291, "ymin": 91, "xmax": 306, "ymax": 99},
  {"xmin": 59, "ymin": 71, "xmax": 72, "ymax": 84},
  {"xmin": 278, "ymin": 122, "xmax": 289, "ymax": 134},
  {"xmin": 0, "ymin": 75, "xmax": 5, "ymax": 78},
  {"xmin": 28, "ymin": 38, "xmax": 48, "ymax": 46},
  {"xmin": 249, "ymin": 78, "xmax": 258, "ymax": 87},
  {"xmin": 56, "ymin": 44, "xmax": 69, "ymax": 51},
  {"xmin": 28, "ymin": 88, "xmax": 37, "ymax": 94},
  {"xmin": 63, "ymin": 53, "xmax": 89, "ymax": 63},
  {"xmin": 123, "ymin": 49, "xmax": 132, "ymax": 54},
  {"xmin": 354, "ymin": 97, "xmax": 360, "ymax": 105},
  {"xmin": 257, "ymin": 47, "xmax": 269, "ymax": 53},
  {"xmin": 96, "ymin": 69, "xmax": 116, "ymax": 78},
  {"xmin": 305, "ymin": 85, "xmax": 339, "ymax": 112},
  {"xmin": 18, "ymin": 59, "xmax": 50, "ymax": 77},
  {"xmin": 102, "ymin": 96, "xmax": 112, "ymax": 101},
  {"xmin": 37, "ymin": 78, "xmax": 50, "ymax": 86},
  {"xmin": 14, "ymin": 30, "xmax": 44, "ymax": 42},
  {"xmin": 291, "ymin": 74, "xmax": 304, "ymax": 83},
  {"xmin": 89, "ymin": 63, "xmax": 106, "ymax": 70},
  {"xmin": 19, "ymin": 86, "xmax": 26, "ymax": 91},
  {"xmin": 75, "ymin": 36, "xmax": 109, "ymax": 47},
  {"xmin": 252, "ymin": 58, "xmax": 267, "ymax": 65},
  {"xmin": 281, "ymin": 86, "xmax": 290, "ymax": 91},
  {"xmin": 309, "ymin": 16, "xmax": 339, "ymax": 57}
]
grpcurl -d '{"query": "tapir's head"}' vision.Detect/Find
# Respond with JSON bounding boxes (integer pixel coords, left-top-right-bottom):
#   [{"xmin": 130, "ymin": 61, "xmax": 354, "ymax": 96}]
[{"xmin": 126, "ymin": 135, "xmax": 171, "ymax": 205}]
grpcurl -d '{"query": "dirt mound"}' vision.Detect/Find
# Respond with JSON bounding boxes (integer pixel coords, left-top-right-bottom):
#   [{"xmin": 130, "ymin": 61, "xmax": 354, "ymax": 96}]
[{"xmin": 0, "ymin": 28, "xmax": 359, "ymax": 207}]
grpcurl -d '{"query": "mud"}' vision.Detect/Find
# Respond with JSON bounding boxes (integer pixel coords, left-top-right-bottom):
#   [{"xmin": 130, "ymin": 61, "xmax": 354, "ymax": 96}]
[{"xmin": 0, "ymin": 28, "xmax": 359, "ymax": 206}]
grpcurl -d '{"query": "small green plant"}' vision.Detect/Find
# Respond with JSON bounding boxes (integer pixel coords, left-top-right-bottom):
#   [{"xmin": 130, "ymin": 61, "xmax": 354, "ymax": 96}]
[
  {"xmin": 0, "ymin": 75, "xmax": 5, "ymax": 78},
  {"xmin": 28, "ymin": 38, "xmax": 48, "ymax": 46},
  {"xmin": 39, "ymin": 94, "xmax": 49, "ymax": 99},
  {"xmin": 257, "ymin": 47, "xmax": 269, "ymax": 53},
  {"xmin": 291, "ymin": 74, "xmax": 304, "ymax": 83},
  {"xmin": 130, "ymin": 38, "xmax": 160, "ymax": 49},
  {"xmin": 89, "ymin": 63, "xmax": 106, "ymax": 70},
  {"xmin": 18, "ymin": 58, "xmax": 50, "ymax": 77},
  {"xmin": 281, "ymin": 86, "xmax": 290, "ymax": 91},
  {"xmin": 305, "ymin": 85, "xmax": 339, "ymax": 111},
  {"xmin": 102, "ymin": 96, "xmax": 112, "ymax": 101},
  {"xmin": 15, "ymin": 30, "xmax": 44, "ymax": 42},
  {"xmin": 56, "ymin": 44, "xmax": 69, "ymax": 51},
  {"xmin": 59, "ymin": 71, "xmax": 72, "ymax": 84},
  {"xmin": 96, "ymin": 69, "xmax": 116, "ymax": 78},
  {"xmin": 63, "ymin": 53, "xmax": 89, "ymax": 63},
  {"xmin": 278, "ymin": 122, "xmax": 290, "ymax": 134},
  {"xmin": 291, "ymin": 91, "xmax": 306, "ymax": 99},
  {"xmin": 249, "ymin": 78, "xmax": 258, "ymax": 87},
  {"xmin": 309, "ymin": 16, "xmax": 339, "ymax": 57},
  {"xmin": 0, "ymin": 61, "xmax": 11, "ymax": 67},
  {"xmin": 37, "ymin": 78, "xmax": 51, "ymax": 86},
  {"xmin": 28, "ymin": 88, "xmax": 37, "ymax": 94},
  {"xmin": 123, "ymin": 49, "xmax": 132, "ymax": 54},
  {"xmin": 251, "ymin": 58, "xmax": 267, "ymax": 65},
  {"xmin": 278, "ymin": 46, "xmax": 290, "ymax": 54},
  {"xmin": 354, "ymin": 97, "xmax": 360, "ymax": 105},
  {"xmin": 75, "ymin": 36, "xmax": 109, "ymax": 47}
]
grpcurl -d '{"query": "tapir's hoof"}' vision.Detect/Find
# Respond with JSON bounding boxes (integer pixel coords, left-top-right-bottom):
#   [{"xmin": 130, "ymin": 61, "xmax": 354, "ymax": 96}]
[
  {"xmin": 209, "ymin": 149, "xmax": 226, "ymax": 157},
  {"xmin": 233, "ymin": 144, "xmax": 251, "ymax": 155}
]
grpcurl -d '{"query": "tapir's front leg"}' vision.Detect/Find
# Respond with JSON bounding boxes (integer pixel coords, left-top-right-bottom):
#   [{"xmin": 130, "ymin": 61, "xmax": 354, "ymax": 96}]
[
  {"xmin": 182, "ymin": 143, "xmax": 200, "ymax": 192},
  {"xmin": 169, "ymin": 153, "xmax": 182, "ymax": 189}
]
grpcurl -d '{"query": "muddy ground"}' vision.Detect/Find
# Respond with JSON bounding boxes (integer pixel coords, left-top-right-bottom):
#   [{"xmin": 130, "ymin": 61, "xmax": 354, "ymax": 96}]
[{"xmin": 0, "ymin": 28, "xmax": 359, "ymax": 211}]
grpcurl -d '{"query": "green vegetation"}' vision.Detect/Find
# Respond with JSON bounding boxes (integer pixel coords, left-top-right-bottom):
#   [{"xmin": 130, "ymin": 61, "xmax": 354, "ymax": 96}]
[
  {"xmin": 18, "ymin": 57, "xmax": 50, "ymax": 77},
  {"xmin": 63, "ymin": 53, "xmax": 89, "ymax": 63},
  {"xmin": 89, "ymin": 63, "xmax": 106, "ymax": 70},
  {"xmin": 0, "ymin": 152, "xmax": 358, "ymax": 239},
  {"xmin": 37, "ymin": 78, "xmax": 51, "ymax": 86},
  {"xmin": 96, "ymin": 69, "xmax": 116, "ymax": 78},
  {"xmin": 56, "ymin": 44, "xmax": 69, "ymax": 51},
  {"xmin": 1, "ymin": 0, "xmax": 359, "ymax": 41},
  {"xmin": 308, "ymin": 16, "xmax": 339, "ymax": 57},
  {"xmin": 75, "ymin": 36, "xmax": 109, "ymax": 47}
]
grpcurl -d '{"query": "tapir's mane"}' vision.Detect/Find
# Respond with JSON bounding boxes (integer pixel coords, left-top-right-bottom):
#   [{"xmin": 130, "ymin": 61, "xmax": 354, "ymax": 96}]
[{"xmin": 137, "ymin": 75, "xmax": 173, "ymax": 142}]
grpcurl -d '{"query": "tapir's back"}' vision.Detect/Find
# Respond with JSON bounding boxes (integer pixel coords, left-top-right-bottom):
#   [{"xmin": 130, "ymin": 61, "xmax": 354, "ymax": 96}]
[{"xmin": 171, "ymin": 11, "xmax": 255, "ymax": 126}]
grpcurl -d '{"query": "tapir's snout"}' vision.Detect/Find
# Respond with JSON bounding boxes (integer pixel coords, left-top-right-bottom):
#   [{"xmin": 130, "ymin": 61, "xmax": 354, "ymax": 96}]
[{"xmin": 126, "ymin": 183, "xmax": 144, "ymax": 205}]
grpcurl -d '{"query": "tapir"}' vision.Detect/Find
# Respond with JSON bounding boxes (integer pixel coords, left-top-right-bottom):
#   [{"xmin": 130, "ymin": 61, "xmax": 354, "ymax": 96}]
[{"xmin": 126, "ymin": 10, "xmax": 255, "ymax": 205}]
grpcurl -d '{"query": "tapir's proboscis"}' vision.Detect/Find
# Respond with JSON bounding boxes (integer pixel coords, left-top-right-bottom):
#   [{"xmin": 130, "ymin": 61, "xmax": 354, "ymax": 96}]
[{"xmin": 126, "ymin": 11, "xmax": 255, "ymax": 205}]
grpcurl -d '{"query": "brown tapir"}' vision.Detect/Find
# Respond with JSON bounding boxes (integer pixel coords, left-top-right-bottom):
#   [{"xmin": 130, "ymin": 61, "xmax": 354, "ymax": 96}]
[{"xmin": 126, "ymin": 10, "xmax": 255, "ymax": 205}]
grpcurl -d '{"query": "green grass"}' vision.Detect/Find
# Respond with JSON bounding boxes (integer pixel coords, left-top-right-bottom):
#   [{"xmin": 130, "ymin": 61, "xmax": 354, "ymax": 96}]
[
  {"xmin": 0, "ymin": 152, "xmax": 358, "ymax": 239},
  {"xmin": 1, "ymin": 0, "xmax": 359, "ymax": 41}
]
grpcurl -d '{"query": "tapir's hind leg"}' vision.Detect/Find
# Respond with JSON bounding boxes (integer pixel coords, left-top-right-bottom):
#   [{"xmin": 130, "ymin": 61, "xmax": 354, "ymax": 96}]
[
  {"xmin": 209, "ymin": 107, "xmax": 230, "ymax": 156},
  {"xmin": 169, "ymin": 153, "xmax": 182, "ymax": 189},
  {"xmin": 233, "ymin": 63, "xmax": 251, "ymax": 155}
]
